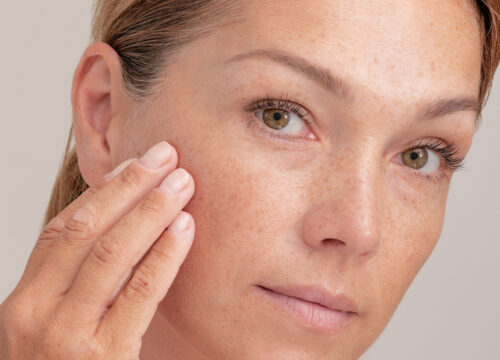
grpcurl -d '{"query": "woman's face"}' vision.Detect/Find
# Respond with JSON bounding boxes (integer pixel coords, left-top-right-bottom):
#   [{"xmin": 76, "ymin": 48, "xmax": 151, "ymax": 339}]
[{"xmin": 107, "ymin": 0, "xmax": 481, "ymax": 358}]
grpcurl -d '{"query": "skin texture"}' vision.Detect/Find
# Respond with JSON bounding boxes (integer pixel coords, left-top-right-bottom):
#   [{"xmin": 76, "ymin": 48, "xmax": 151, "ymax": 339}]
[{"xmin": 72, "ymin": 0, "xmax": 481, "ymax": 359}]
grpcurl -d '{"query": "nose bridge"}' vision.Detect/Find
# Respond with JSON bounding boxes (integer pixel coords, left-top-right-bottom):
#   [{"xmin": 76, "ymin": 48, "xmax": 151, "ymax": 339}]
[
  {"xmin": 303, "ymin": 141, "xmax": 382, "ymax": 260},
  {"xmin": 342, "ymin": 155, "xmax": 381, "ymax": 254}
]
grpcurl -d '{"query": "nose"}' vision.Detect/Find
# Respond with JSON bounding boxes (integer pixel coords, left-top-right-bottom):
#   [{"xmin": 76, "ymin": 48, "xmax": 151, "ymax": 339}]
[{"xmin": 301, "ymin": 152, "xmax": 382, "ymax": 262}]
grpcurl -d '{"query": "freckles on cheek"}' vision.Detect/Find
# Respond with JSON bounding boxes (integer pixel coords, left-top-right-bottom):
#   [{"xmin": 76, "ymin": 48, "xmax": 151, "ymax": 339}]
[
  {"xmin": 379, "ymin": 173, "xmax": 451, "ymax": 272},
  {"xmin": 194, "ymin": 152, "xmax": 271, "ymax": 225},
  {"xmin": 389, "ymin": 168, "xmax": 451, "ymax": 210},
  {"xmin": 199, "ymin": 150, "xmax": 299, "ymax": 246},
  {"xmin": 384, "ymin": 183, "xmax": 448, "ymax": 274},
  {"xmin": 373, "ymin": 195, "xmax": 446, "ymax": 314}
]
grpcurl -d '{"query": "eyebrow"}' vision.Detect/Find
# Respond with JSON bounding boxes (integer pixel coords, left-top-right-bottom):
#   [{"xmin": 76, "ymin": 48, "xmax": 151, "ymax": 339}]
[
  {"xmin": 225, "ymin": 48, "xmax": 480, "ymax": 123},
  {"xmin": 418, "ymin": 97, "xmax": 480, "ymax": 122},
  {"xmin": 226, "ymin": 48, "xmax": 354, "ymax": 101}
]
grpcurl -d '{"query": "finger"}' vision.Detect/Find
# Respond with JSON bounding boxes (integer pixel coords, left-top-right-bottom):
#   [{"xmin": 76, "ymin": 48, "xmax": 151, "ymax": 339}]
[
  {"xmin": 58, "ymin": 167, "xmax": 195, "ymax": 326},
  {"xmin": 15, "ymin": 170, "xmax": 107, "ymax": 292},
  {"xmin": 17, "ymin": 157, "xmax": 137, "ymax": 289},
  {"xmin": 32, "ymin": 141, "xmax": 178, "ymax": 298},
  {"xmin": 96, "ymin": 211, "xmax": 194, "ymax": 341}
]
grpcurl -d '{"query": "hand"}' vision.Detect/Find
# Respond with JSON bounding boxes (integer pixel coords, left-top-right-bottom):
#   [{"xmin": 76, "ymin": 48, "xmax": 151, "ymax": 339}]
[{"xmin": 0, "ymin": 141, "xmax": 195, "ymax": 359}]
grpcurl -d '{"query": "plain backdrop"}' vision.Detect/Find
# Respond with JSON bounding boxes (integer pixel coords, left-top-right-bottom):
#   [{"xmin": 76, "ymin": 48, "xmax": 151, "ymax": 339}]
[{"xmin": 1, "ymin": 1, "xmax": 499, "ymax": 359}]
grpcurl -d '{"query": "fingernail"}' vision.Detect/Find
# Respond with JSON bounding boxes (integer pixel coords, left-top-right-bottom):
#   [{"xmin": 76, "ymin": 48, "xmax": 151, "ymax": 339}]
[
  {"xmin": 159, "ymin": 168, "xmax": 190, "ymax": 194},
  {"xmin": 138, "ymin": 141, "xmax": 172, "ymax": 169},
  {"xmin": 104, "ymin": 158, "xmax": 136, "ymax": 181},
  {"xmin": 167, "ymin": 212, "xmax": 191, "ymax": 234}
]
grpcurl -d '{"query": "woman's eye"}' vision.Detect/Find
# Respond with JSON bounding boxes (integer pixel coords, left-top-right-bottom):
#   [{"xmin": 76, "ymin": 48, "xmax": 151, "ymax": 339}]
[
  {"xmin": 401, "ymin": 147, "xmax": 440, "ymax": 173},
  {"xmin": 258, "ymin": 108, "xmax": 307, "ymax": 136}
]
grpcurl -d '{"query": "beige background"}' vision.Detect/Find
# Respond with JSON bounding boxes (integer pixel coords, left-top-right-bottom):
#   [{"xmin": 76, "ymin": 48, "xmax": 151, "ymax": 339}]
[{"xmin": 1, "ymin": 1, "xmax": 499, "ymax": 359}]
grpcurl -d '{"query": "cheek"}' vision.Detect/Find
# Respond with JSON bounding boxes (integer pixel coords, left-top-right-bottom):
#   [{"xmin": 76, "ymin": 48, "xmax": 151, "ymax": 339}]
[
  {"xmin": 183, "ymin": 146, "xmax": 297, "ymax": 269},
  {"xmin": 390, "ymin": 177, "xmax": 449, "ymax": 266},
  {"xmin": 372, "ymin": 179, "xmax": 449, "ymax": 319},
  {"xmin": 163, "ymin": 122, "xmax": 296, "ymax": 289}
]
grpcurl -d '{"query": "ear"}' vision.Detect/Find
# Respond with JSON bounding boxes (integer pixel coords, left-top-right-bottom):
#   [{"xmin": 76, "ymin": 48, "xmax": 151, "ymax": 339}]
[{"xmin": 71, "ymin": 41, "xmax": 135, "ymax": 187}]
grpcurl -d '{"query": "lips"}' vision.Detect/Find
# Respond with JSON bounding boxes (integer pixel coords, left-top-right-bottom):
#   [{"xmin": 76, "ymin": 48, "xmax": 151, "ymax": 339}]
[{"xmin": 257, "ymin": 284, "xmax": 358, "ymax": 314}]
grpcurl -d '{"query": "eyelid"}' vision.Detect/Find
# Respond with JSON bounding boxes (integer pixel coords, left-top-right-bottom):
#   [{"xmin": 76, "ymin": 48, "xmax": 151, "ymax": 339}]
[
  {"xmin": 244, "ymin": 93, "xmax": 315, "ymax": 124},
  {"xmin": 244, "ymin": 95, "xmax": 464, "ymax": 183},
  {"xmin": 244, "ymin": 111, "xmax": 316, "ymax": 144},
  {"xmin": 397, "ymin": 138, "xmax": 465, "ymax": 183},
  {"xmin": 403, "ymin": 139, "xmax": 465, "ymax": 171},
  {"xmin": 244, "ymin": 94, "xmax": 317, "ymax": 143}
]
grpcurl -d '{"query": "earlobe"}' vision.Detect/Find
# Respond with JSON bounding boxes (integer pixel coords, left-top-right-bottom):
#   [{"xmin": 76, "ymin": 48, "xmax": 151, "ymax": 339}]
[{"xmin": 71, "ymin": 42, "xmax": 128, "ymax": 186}]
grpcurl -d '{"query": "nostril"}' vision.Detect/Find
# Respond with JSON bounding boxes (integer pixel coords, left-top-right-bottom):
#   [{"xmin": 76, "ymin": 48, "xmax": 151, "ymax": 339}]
[{"xmin": 323, "ymin": 238, "xmax": 345, "ymax": 246}]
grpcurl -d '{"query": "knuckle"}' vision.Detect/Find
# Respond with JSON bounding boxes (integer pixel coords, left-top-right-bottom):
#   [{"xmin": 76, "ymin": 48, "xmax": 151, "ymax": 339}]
[
  {"xmin": 124, "ymin": 264, "xmax": 159, "ymax": 301},
  {"xmin": 116, "ymin": 163, "xmax": 143, "ymax": 189},
  {"xmin": 2, "ymin": 297, "xmax": 33, "ymax": 339},
  {"xmin": 90, "ymin": 233, "xmax": 128, "ymax": 267},
  {"xmin": 149, "ymin": 240, "xmax": 178, "ymax": 266},
  {"xmin": 40, "ymin": 217, "xmax": 66, "ymax": 241},
  {"xmin": 139, "ymin": 191, "xmax": 169, "ymax": 218},
  {"xmin": 64, "ymin": 205, "xmax": 99, "ymax": 240}
]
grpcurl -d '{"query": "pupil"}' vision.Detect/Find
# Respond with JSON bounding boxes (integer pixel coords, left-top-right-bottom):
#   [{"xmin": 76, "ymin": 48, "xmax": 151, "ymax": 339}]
[
  {"xmin": 410, "ymin": 152, "xmax": 419, "ymax": 160},
  {"xmin": 273, "ymin": 112, "xmax": 281, "ymax": 121}
]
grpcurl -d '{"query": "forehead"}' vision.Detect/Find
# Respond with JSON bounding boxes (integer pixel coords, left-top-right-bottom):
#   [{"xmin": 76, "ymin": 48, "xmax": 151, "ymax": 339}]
[{"xmin": 214, "ymin": 0, "xmax": 482, "ymax": 101}]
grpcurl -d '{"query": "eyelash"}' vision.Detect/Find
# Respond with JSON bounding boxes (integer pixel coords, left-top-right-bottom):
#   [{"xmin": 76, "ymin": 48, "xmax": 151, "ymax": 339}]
[
  {"xmin": 402, "ymin": 140, "xmax": 465, "ymax": 183},
  {"xmin": 244, "ymin": 94, "xmax": 313, "ymax": 143},
  {"xmin": 244, "ymin": 94, "xmax": 466, "ymax": 183}
]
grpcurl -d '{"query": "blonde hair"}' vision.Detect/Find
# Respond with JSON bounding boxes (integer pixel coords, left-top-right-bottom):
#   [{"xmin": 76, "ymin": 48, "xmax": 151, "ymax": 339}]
[{"xmin": 42, "ymin": 0, "xmax": 500, "ymax": 228}]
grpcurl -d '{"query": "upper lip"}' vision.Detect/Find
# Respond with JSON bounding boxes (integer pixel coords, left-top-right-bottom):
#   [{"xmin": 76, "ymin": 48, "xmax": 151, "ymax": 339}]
[{"xmin": 259, "ymin": 284, "xmax": 358, "ymax": 314}]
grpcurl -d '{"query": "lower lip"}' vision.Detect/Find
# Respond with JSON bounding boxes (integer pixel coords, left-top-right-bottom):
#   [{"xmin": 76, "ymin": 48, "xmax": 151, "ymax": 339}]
[{"xmin": 257, "ymin": 285, "xmax": 356, "ymax": 333}]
